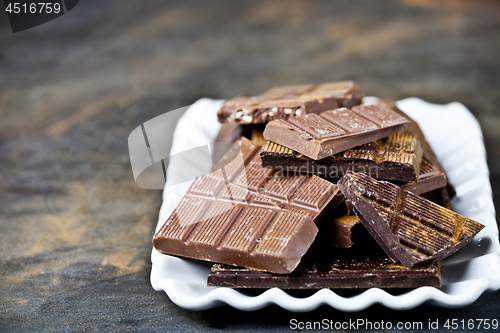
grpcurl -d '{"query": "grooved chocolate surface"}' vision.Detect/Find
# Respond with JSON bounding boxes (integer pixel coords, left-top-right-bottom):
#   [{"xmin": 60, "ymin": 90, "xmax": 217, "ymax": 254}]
[
  {"xmin": 263, "ymin": 103, "xmax": 409, "ymax": 160},
  {"xmin": 217, "ymin": 81, "xmax": 363, "ymax": 124},
  {"xmin": 337, "ymin": 172, "xmax": 484, "ymax": 268},
  {"xmin": 207, "ymin": 245, "xmax": 441, "ymax": 289},
  {"xmin": 332, "ymin": 185, "xmax": 453, "ymax": 249},
  {"xmin": 154, "ymin": 197, "xmax": 317, "ymax": 273},
  {"xmin": 261, "ymin": 128, "xmax": 423, "ymax": 182}
]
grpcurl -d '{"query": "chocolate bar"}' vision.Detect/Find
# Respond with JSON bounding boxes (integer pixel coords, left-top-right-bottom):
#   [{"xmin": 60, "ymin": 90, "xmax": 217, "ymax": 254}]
[
  {"xmin": 217, "ymin": 81, "xmax": 363, "ymax": 124},
  {"xmin": 263, "ymin": 104, "xmax": 409, "ymax": 160},
  {"xmin": 261, "ymin": 141, "xmax": 445, "ymax": 194},
  {"xmin": 337, "ymin": 172, "xmax": 484, "ymax": 268},
  {"xmin": 207, "ymin": 246, "xmax": 441, "ymax": 289},
  {"xmin": 154, "ymin": 196, "xmax": 317, "ymax": 274},
  {"xmin": 154, "ymin": 138, "xmax": 343, "ymax": 273},
  {"xmin": 261, "ymin": 129, "xmax": 423, "ymax": 182}
]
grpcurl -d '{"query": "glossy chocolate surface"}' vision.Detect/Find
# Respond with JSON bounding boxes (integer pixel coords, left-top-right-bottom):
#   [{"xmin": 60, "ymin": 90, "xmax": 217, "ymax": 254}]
[{"xmin": 263, "ymin": 104, "xmax": 409, "ymax": 160}]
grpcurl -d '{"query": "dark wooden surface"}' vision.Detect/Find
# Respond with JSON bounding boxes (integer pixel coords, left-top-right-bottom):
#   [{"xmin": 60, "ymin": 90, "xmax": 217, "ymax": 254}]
[{"xmin": 1, "ymin": 0, "xmax": 499, "ymax": 331}]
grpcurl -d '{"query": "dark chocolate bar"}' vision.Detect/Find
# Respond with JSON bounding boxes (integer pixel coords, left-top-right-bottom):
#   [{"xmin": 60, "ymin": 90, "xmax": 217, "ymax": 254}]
[
  {"xmin": 337, "ymin": 172, "xmax": 484, "ymax": 269},
  {"xmin": 263, "ymin": 104, "xmax": 409, "ymax": 160},
  {"xmin": 261, "ymin": 129, "xmax": 423, "ymax": 182},
  {"xmin": 217, "ymin": 81, "xmax": 363, "ymax": 124},
  {"xmin": 207, "ymin": 246, "xmax": 441, "ymax": 289}
]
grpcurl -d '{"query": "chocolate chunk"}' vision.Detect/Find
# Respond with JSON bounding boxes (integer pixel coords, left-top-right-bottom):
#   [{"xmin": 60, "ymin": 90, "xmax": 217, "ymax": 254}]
[
  {"xmin": 330, "ymin": 215, "xmax": 363, "ymax": 249},
  {"xmin": 263, "ymin": 104, "xmax": 409, "ymax": 160},
  {"xmin": 207, "ymin": 245, "xmax": 441, "ymax": 289},
  {"xmin": 331, "ymin": 184, "xmax": 454, "ymax": 249},
  {"xmin": 337, "ymin": 172, "xmax": 484, "ymax": 269},
  {"xmin": 217, "ymin": 81, "xmax": 363, "ymax": 124},
  {"xmin": 261, "ymin": 128, "xmax": 423, "ymax": 182}
]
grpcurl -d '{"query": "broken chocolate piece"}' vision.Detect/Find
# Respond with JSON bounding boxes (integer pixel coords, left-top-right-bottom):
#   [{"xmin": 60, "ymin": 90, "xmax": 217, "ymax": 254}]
[
  {"xmin": 263, "ymin": 104, "xmax": 409, "ymax": 160},
  {"xmin": 330, "ymin": 215, "xmax": 363, "ymax": 249},
  {"xmin": 337, "ymin": 172, "xmax": 484, "ymax": 269},
  {"xmin": 217, "ymin": 81, "xmax": 363, "ymax": 124},
  {"xmin": 261, "ymin": 128, "xmax": 423, "ymax": 182},
  {"xmin": 154, "ymin": 196, "xmax": 317, "ymax": 274},
  {"xmin": 154, "ymin": 138, "xmax": 343, "ymax": 273}
]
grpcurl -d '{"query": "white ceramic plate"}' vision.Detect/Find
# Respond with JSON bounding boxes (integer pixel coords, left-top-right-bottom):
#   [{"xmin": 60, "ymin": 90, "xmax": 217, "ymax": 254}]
[{"xmin": 150, "ymin": 97, "xmax": 500, "ymax": 311}]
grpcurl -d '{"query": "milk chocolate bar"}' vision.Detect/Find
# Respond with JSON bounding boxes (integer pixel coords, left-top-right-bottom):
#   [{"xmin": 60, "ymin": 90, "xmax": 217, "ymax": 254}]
[
  {"xmin": 261, "ymin": 129, "xmax": 423, "ymax": 182},
  {"xmin": 207, "ymin": 246, "xmax": 441, "ymax": 289},
  {"xmin": 154, "ymin": 138, "xmax": 343, "ymax": 273},
  {"xmin": 263, "ymin": 104, "xmax": 409, "ymax": 160},
  {"xmin": 153, "ymin": 197, "xmax": 317, "ymax": 274},
  {"xmin": 337, "ymin": 172, "xmax": 484, "ymax": 268},
  {"xmin": 217, "ymin": 81, "xmax": 363, "ymax": 124}
]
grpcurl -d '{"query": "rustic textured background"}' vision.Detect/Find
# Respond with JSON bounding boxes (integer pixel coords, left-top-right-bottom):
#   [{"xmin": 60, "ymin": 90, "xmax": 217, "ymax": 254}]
[{"xmin": 1, "ymin": 0, "xmax": 499, "ymax": 331}]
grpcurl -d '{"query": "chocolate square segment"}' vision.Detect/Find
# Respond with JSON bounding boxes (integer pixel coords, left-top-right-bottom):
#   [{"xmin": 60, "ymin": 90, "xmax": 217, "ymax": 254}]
[
  {"xmin": 261, "ymin": 173, "xmax": 307, "ymax": 203},
  {"xmin": 288, "ymin": 114, "xmax": 346, "ymax": 138},
  {"xmin": 320, "ymin": 108, "xmax": 378, "ymax": 133},
  {"xmin": 153, "ymin": 137, "xmax": 343, "ymax": 274},
  {"xmin": 352, "ymin": 103, "xmax": 408, "ymax": 128}
]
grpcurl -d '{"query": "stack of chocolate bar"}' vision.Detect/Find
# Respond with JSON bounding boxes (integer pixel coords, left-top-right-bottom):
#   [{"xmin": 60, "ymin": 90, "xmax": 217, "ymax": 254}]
[{"xmin": 153, "ymin": 81, "xmax": 484, "ymax": 290}]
